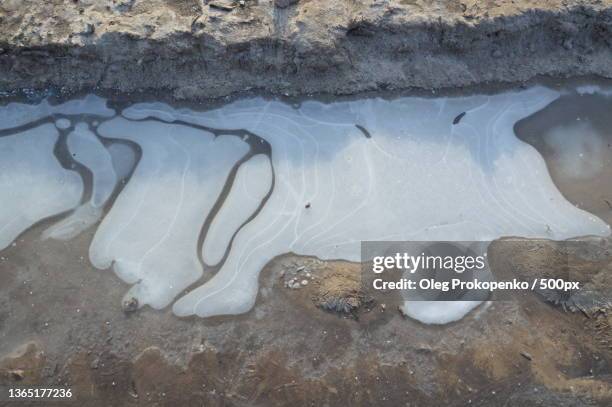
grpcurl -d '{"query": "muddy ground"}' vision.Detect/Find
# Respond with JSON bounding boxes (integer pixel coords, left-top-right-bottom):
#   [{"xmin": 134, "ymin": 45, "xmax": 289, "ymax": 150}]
[
  {"xmin": 1, "ymin": 215, "xmax": 612, "ymax": 406},
  {"xmin": 1, "ymin": 0, "xmax": 612, "ymax": 100}
]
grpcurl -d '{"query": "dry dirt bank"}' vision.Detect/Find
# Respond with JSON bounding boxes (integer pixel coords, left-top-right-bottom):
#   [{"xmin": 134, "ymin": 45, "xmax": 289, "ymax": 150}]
[{"xmin": 1, "ymin": 0, "xmax": 612, "ymax": 99}]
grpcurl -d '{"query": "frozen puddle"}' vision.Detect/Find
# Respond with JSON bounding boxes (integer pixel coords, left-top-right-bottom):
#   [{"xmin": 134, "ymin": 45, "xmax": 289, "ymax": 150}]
[{"xmin": 0, "ymin": 87, "xmax": 609, "ymax": 324}]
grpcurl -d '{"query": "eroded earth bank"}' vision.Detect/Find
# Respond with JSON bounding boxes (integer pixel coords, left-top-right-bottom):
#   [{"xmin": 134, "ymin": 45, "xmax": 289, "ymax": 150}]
[{"xmin": 1, "ymin": 0, "xmax": 612, "ymax": 99}]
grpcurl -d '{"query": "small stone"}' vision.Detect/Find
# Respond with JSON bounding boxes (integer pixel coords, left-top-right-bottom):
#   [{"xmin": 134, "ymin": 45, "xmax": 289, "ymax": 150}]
[
  {"xmin": 301, "ymin": 279, "xmax": 309, "ymax": 286},
  {"xmin": 122, "ymin": 297, "xmax": 139, "ymax": 313},
  {"xmin": 492, "ymin": 49, "xmax": 503, "ymax": 58},
  {"xmin": 9, "ymin": 369, "xmax": 24, "ymax": 381}
]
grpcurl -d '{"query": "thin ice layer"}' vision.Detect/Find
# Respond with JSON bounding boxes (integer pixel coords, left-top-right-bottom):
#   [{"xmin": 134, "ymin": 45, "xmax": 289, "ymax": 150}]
[
  {"xmin": 107, "ymin": 143, "xmax": 137, "ymax": 179},
  {"xmin": 0, "ymin": 124, "xmax": 83, "ymax": 250},
  {"xmin": 164, "ymin": 87, "xmax": 610, "ymax": 321},
  {"xmin": 89, "ymin": 118, "xmax": 249, "ymax": 309},
  {"xmin": 67, "ymin": 123, "xmax": 117, "ymax": 208},
  {"xmin": 0, "ymin": 94, "xmax": 114, "ymax": 130},
  {"xmin": 202, "ymin": 154, "xmax": 273, "ymax": 266},
  {"xmin": 43, "ymin": 122, "xmax": 118, "ymax": 241},
  {"xmin": 399, "ymin": 301, "xmax": 483, "ymax": 325}
]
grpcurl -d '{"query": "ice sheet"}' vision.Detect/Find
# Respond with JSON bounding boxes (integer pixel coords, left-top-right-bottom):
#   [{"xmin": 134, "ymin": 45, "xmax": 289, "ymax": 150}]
[
  {"xmin": 43, "ymin": 123, "xmax": 118, "ymax": 240},
  {"xmin": 89, "ymin": 119, "xmax": 249, "ymax": 309},
  {"xmin": 0, "ymin": 125, "xmax": 83, "ymax": 250},
  {"xmin": 2, "ymin": 87, "xmax": 609, "ymax": 325}
]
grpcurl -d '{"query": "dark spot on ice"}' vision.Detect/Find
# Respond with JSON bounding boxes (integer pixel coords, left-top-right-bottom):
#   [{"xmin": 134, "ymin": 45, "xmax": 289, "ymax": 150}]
[
  {"xmin": 355, "ymin": 124, "xmax": 371, "ymax": 138},
  {"xmin": 453, "ymin": 112, "xmax": 466, "ymax": 125}
]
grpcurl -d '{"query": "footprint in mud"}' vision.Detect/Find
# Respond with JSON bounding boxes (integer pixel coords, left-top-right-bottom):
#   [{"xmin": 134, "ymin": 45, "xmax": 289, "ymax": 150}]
[{"xmin": 0, "ymin": 87, "xmax": 609, "ymax": 324}]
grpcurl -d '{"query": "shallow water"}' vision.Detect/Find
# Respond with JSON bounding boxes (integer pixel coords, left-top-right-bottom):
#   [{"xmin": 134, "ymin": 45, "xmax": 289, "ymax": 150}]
[
  {"xmin": 0, "ymin": 86, "xmax": 609, "ymax": 324},
  {"xmin": 515, "ymin": 88, "xmax": 612, "ymax": 226}
]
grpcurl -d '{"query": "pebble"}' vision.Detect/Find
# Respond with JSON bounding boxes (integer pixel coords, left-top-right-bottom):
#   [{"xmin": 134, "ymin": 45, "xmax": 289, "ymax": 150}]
[
  {"xmin": 122, "ymin": 297, "xmax": 139, "ymax": 313},
  {"xmin": 285, "ymin": 278, "xmax": 302, "ymax": 289},
  {"xmin": 9, "ymin": 369, "xmax": 24, "ymax": 381}
]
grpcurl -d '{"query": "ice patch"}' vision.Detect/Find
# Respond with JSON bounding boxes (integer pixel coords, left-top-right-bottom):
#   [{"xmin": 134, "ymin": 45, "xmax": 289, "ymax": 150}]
[
  {"xmin": 89, "ymin": 119, "xmax": 249, "ymax": 309},
  {"xmin": 0, "ymin": 125, "xmax": 83, "ymax": 250},
  {"xmin": 202, "ymin": 153, "xmax": 273, "ymax": 266},
  {"xmin": 107, "ymin": 143, "xmax": 137, "ymax": 179},
  {"xmin": 1, "ymin": 87, "xmax": 610, "ymax": 325},
  {"xmin": 0, "ymin": 94, "xmax": 113, "ymax": 130},
  {"xmin": 43, "ymin": 122, "xmax": 118, "ymax": 241},
  {"xmin": 399, "ymin": 301, "xmax": 483, "ymax": 325},
  {"xmin": 169, "ymin": 87, "xmax": 609, "ymax": 320},
  {"xmin": 67, "ymin": 123, "xmax": 117, "ymax": 208}
]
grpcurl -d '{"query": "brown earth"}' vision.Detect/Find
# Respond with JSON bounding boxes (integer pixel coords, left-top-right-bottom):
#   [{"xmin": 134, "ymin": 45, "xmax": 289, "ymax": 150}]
[
  {"xmin": 489, "ymin": 238, "xmax": 612, "ymax": 312},
  {"xmin": 1, "ymin": 0, "xmax": 612, "ymax": 100},
  {"xmin": 1, "ymin": 217, "xmax": 612, "ymax": 406}
]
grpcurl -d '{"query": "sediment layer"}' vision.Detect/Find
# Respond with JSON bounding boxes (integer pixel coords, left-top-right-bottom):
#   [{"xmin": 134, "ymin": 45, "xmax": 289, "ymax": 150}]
[{"xmin": 1, "ymin": 0, "xmax": 612, "ymax": 99}]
